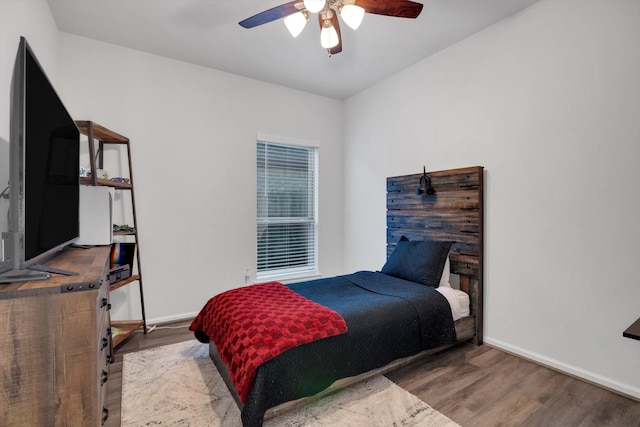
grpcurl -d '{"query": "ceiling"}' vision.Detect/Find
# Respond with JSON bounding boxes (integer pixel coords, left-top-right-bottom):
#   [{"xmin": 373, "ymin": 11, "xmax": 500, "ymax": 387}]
[{"xmin": 47, "ymin": 0, "xmax": 539, "ymax": 100}]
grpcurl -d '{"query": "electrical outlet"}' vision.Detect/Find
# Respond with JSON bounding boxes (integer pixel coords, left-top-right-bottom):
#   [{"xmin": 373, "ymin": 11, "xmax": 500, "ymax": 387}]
[{"xmin": 244, "ymin": 269, "xmax": 251, "ymax": 284}]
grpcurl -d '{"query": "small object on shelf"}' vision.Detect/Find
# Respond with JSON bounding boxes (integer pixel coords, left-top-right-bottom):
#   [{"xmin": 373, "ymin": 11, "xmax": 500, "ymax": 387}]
[
  {"xmin": 111, "ymin": 242, "xmax": 136, "ymax": 269},
  {"xmin": 96, "ymin": 168, "xmax": 109, "ymax": 180},
  {"xmin": 109, "ymin": 264, "xmax": 131, "ymax": 284},
  {"xmin": 113, "ymin": 224, "xmax": 136, "ymax": 233},
  {"xmin": 110, "ymin": 177, "xmax": 130, "ymax": 183}
]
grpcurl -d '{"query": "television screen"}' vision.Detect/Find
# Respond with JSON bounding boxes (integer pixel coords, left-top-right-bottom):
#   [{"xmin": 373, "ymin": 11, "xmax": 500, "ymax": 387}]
[
  {"xmin": 0, "ymin": 37, "xmax": 80, "ymax": 281},
  {"xmin": 23, "ymin": 40, "xmax": 80, "ymax": 264},
  {"xmin": 24, "ymin": 46, "xmax": 79, "ymax": 262}
]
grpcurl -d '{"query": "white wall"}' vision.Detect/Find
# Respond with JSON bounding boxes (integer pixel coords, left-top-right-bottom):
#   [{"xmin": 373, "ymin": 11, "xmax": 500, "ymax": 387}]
[
  {"xmin": 343, "ymin": 0, "xmax": 640, "ymax": 398},
  {"xmin": 0, "ymin": 0, "xmax": 60, "ymax": 232},
  {"xmin": 54, "ymin": 34, "xmax": 345, "ymax": 323},
  {"xmin": 0, "ymin": 0, "xmax": 344, "ymax": 323}
]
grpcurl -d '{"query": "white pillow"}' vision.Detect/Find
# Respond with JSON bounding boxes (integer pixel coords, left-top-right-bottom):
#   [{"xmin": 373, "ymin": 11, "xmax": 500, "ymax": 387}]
[{"xmin": 439, "ymin": 255, "xmax": 451, "ymax": 288}]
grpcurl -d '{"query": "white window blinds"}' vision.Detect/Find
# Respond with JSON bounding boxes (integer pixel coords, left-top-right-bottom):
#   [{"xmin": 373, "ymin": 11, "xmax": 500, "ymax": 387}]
[{"xmin": 257, "ymin": 141, "xmax": 318, "ymax": 278}]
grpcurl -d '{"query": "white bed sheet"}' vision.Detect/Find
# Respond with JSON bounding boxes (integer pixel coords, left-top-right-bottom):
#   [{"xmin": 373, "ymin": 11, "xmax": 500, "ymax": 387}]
[{"xmin": 435, "ymin": 286, "xmax": 470, "ymax": 321}]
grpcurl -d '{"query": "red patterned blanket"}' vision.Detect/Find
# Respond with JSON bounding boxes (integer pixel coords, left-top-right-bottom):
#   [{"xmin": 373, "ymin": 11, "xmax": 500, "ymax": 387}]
[{"xmin": 189, "ymin": 282, "xmax": 348, "ymax": 403}]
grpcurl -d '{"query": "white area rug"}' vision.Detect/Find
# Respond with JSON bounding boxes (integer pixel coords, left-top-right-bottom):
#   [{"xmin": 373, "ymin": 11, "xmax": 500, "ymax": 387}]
[{"xmin": 122, "ymin": 340, "xmax": 460, "ymax": 427}]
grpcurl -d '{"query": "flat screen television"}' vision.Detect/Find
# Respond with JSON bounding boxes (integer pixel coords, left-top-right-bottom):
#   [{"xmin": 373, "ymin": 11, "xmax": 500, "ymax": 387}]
[{"xmin": 0, "ymin": 37, "xmax": 80, "ymax": 283}]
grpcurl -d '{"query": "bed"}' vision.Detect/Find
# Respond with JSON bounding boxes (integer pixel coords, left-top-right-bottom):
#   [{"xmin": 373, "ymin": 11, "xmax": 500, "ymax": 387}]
[{"xmin": 190, "ymin": 166, "xmax": 484, "ymax": 427}]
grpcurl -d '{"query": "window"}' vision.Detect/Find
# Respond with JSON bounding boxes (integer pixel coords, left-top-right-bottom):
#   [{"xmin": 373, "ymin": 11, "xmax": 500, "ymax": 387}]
[{"xmin": 257, "ymin": 141, "xmax": 318, "ymax": 279}]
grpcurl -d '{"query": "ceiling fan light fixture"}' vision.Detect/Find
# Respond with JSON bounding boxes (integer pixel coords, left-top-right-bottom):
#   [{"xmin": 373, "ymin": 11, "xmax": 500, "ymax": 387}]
[
  {"xmin": 339, "ymin": 4, "xmax": 365, "ymax": 30},
  {"xmin": 284, "ymin": 11, "xmax": 309, "ymax": 37},
  {"xmin": 303, "ymin": 0, "xmax": 326, "ymax": 14},
  {"xmin": 320, "ymin": 21, "xmax": 339, "ymax": 49}
]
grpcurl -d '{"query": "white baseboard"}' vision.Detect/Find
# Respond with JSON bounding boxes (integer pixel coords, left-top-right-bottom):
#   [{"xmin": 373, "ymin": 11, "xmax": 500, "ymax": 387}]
[
  {"xmin": 147, "ymin": 311, "xmax": 198, "ymax": 326},
  {"xmin": 484, "ymin": 337, "xmax": 640, "ymax": 401}
]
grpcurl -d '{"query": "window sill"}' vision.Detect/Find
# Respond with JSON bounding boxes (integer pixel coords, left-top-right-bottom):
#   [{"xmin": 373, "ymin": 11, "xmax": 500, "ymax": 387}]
[{"xmin": 256, "ymin": 271, "xmax": 321, "ymax": 284}]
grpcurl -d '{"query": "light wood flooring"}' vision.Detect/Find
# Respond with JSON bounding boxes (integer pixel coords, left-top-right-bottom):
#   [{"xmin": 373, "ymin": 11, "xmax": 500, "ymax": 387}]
[{"xmin": 106, "ymin": 321, "xmax": 640, "ymax": 427}]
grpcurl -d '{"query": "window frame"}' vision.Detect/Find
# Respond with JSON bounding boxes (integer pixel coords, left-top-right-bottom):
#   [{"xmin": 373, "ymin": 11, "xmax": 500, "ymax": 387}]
[{"xmin": 256, "ymin": 136, "xmax": 319, "ymax": 281}]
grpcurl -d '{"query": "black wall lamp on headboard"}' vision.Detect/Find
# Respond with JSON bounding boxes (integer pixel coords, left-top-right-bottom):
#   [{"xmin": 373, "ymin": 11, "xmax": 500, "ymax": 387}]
[{"xmin": 416, "ymin": 166, "xmax": 435, "ymax": 195}]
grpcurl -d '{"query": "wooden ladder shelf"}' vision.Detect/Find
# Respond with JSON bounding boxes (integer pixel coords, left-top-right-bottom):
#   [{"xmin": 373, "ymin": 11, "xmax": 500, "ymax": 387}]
[{"xmin": 76, "ymin": 120, "xmax": 148, "ymax": 347}]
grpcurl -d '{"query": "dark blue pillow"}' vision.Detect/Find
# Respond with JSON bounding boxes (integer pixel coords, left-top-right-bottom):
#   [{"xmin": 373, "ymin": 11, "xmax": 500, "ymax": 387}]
[{"xmin": 381, "ymin": 237, "xmax": 453, "ymax": 287}]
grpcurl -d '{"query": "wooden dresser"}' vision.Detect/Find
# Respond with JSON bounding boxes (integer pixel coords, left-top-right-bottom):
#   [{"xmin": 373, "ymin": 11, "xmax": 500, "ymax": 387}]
[{"xmin": 0, "ymin": 246, "xmax": 113, "ymax": 426}]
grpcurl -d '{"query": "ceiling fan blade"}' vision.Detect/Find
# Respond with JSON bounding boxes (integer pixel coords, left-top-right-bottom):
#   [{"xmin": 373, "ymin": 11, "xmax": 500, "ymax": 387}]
[
  {"xmin": 355, "ymin": 0, "xmax": 423, "ymax": 18},
  {"xmin": 329, "ymin": 13, "xmax": 343, "ymax": 55},
  {"xmin": 239, "ymin": 1, "xmax": 302, "ymax": 29},
  {"xmin": 317, "ymin": 13, "xmax": 343, "ymax": 55}
]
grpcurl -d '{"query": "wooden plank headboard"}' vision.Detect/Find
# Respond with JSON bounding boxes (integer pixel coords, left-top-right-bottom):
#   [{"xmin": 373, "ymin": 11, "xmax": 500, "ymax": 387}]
[{"xmin": 387, "ymin": 166, "xmax": 484, "ymax": 344}]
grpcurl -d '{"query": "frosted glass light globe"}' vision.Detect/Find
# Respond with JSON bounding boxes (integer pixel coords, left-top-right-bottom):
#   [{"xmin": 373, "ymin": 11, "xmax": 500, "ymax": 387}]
[
  {"xmin": 284, "ymin": 12, "xmax": 308, "ymax": 37},
  {"xmin": 320, "ymin": 23, "xmax": 339, "ymax": 48},
  {"xmin": 340, "ymin": 5, "xmax": 365, "ymax": 30},
  {"xmin": 303, "ymin": 0, "xmax": 326, "ymax": 14}
]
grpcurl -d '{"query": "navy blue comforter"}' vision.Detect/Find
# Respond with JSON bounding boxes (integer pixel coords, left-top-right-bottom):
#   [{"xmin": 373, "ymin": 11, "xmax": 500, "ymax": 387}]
[{"xmin": 208, "ymin": 271, "xmax": 456, "ymax": 427}]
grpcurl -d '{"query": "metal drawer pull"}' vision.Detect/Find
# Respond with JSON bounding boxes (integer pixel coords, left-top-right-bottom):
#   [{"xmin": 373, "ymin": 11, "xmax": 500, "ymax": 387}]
[{"xmin": 100, "ymin": 297, "xmax": 112, "ymax": 311}]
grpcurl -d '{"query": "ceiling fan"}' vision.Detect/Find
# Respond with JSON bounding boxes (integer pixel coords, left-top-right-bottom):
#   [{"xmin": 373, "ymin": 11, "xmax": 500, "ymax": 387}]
[{"xmin": 239, "ymin": 0, "xmax": 424, "ymax": 56}]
